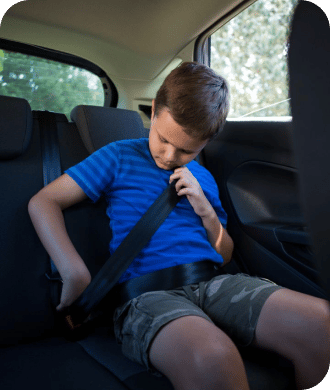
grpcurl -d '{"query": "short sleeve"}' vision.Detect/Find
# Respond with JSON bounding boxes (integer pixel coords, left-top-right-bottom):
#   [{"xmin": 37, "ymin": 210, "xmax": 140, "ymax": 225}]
[{"xmin": 65, "ymin": 143, "xmax": 120, "ymax": 203}]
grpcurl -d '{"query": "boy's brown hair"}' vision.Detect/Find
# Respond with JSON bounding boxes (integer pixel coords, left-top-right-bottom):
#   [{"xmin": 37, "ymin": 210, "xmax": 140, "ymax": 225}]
[{"xmin": 154, "ymin": 61, "xmax": 230, "ymax": 141}]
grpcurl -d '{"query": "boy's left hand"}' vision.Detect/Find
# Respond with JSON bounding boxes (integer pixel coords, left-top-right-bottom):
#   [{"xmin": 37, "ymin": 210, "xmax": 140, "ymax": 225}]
[{"xmin": 169, "ymin": 167, "xmax": 213, "ymax": 218}]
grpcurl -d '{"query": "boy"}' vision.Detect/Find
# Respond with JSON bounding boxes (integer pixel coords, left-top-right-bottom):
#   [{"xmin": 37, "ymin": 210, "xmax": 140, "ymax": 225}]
[{"xmin": 29, "ymin": 62, "xmax": 330, "ymax": 390}]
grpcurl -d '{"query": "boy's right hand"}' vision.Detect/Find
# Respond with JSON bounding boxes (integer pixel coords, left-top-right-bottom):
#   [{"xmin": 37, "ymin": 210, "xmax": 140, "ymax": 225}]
[{"xmin": 56, "ymin": 270, "xmax": 91, "ymax": 312}]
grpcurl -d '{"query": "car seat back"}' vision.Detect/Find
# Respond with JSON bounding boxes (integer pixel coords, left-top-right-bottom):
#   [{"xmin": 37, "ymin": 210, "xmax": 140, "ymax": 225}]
[
  {"xmin": 0, "ymin": 98, "xmax": 149, "ymax": 346},
  {"xmin": 0, "ymin": 96, "xmax": 55, "ymax": 346}
]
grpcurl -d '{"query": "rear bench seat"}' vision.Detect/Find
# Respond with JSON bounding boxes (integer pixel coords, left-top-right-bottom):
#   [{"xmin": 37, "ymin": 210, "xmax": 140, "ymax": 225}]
[{"xmin": 0, "ymin": 95, "xmax": 296, "ymax": 389}]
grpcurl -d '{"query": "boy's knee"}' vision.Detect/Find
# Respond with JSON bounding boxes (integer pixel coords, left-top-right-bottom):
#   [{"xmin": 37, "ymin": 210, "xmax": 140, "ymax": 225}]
[
  {"xmin": 190, "ymin": 342, "xmax": 248, "ymax": 389},
  {"xmin": 314, "ymin": 302, "xmax": 330, "ymax": 360},
  {"xmin": 303, "ymin": 300, "xmax": 330, "ymax": 353},
  {"xmin": 317, "ymin": 300, "xmax": 330, "ymax": 334},
  {"xmin": 149, "ymin": 316, "xmax": 250, "ymax": 389}
]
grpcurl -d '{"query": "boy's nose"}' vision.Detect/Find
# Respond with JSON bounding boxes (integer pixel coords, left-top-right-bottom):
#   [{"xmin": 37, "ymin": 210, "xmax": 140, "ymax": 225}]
[{"xmin": 164, "ymin": 146, "xmax": 177, "ymax": 162}]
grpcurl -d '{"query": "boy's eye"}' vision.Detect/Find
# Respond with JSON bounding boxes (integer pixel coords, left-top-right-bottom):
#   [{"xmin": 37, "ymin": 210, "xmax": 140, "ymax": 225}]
[
  {"xmin": 159, "ymin": 135, "xmax": 192, "ymax": 154},
  {"xmin": 160, "ymin": 136, "xmax": 167, "ymax": 143}
]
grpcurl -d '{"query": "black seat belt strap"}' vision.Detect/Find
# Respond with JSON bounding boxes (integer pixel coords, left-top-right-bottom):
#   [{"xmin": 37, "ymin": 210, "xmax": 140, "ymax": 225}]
[
  {"xmin": 38, "ymin": 111, "xmax": 63, "ymax": 305},
  {"xmin": 64, "ymin": 179, "xmax": 181, "ymax": 328},
  {"xmin": 39, "ymin": 111, "xmax": 62, "ymax": 184}
]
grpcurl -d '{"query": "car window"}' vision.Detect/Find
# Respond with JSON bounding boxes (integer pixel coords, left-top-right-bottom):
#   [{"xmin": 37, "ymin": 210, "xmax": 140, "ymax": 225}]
[
  {"xmin": 210, "ymin": 0, "xmax": 299, "ymax": 119},
  {"xmin": 0, "ymin": 48, "xmax": 104, "ymax": 120}
]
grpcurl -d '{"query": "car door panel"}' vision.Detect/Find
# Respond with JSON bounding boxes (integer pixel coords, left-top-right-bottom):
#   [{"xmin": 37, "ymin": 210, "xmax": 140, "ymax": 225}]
[{"xmin": 202, "ymin": 120, "xmax": 326, "ymax": 299}]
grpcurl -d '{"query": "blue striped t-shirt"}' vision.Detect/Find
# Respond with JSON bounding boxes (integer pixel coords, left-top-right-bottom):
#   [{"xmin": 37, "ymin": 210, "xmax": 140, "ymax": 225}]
[{"xmin": 65, "ymin": 137, "xmax": 227, "ymax": 284}]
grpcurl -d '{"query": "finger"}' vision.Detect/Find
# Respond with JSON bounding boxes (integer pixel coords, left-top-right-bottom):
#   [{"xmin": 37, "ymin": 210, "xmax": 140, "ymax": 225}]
[
  {"xmin": 169, "ymin": 172, "xmax": 182, "ymax": 183},
  {"xmin": 175, "ymin": 177, "xmax": 189, "ymax": 192},
  {"xmin": 173, "ymin": 171, "xmax": 193, "ymax": 184},
  {"xmin": 177, "ymin": 187, "xmax": 194, "ymax": 196},
  {"xmin": 175, "ymin": 177, "xmax": 191, "ymax": 191}
]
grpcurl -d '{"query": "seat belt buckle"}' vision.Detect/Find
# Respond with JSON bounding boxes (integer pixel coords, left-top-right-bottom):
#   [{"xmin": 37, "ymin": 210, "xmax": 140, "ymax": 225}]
[
  {"xmin": 57, "ymin": 306, "xmax": 93, "ymax": 341},
  {"xmin": 63, "ymin": 309, "xmax": 83, "ymax": 331},
  {"xmin": 58, "ymin": 310, "xmax": 84, "ymax": 340}
]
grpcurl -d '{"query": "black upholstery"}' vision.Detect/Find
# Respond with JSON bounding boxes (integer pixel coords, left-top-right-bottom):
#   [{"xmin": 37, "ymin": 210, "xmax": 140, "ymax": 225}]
[
  {"xmin": 0, "ymin": 98, "xmax": 55, "ymax": 346},
  {"xmin": 288, "ymin": 1, "xmax": 330, "ymax": 301},
  {"xmin": 0, "ymin": 97, "xmax": 296, "ymax": 389},
  {"xmin": 0, "ymin": 95, "xmax": 32, "ymax": 160},
  {"xmin": 0, "ymin": 336, "xmax": 127, "ymax": 390},
  {"xmin": 71, "ymin": 105, "xmax": 149, "ymax": 153}
]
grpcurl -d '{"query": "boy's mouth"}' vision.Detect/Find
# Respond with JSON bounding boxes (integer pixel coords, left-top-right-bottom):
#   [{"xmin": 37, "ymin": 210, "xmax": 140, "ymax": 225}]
[{"xmin": 158, "ymin": 158, "xmax": 173, "ymax": 167}]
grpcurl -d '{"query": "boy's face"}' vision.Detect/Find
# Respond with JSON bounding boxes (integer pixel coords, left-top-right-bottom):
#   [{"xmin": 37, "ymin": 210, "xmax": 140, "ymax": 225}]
[{"xmin": 149, "ymin": 100, "xmax": 209, "ymax": 171}]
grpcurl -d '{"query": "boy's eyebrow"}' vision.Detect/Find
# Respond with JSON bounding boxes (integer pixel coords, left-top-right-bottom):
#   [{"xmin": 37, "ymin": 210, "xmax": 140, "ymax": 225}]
[{"xmin": 158, "ymin": 132, "xmax": 195, "ymax": 154}]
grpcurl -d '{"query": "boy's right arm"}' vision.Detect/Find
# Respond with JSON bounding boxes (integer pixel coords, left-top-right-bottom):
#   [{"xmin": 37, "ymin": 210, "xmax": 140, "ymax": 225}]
[{"xmin": 28, "ymin": 173, "xmax": 91, "ymax": 311}]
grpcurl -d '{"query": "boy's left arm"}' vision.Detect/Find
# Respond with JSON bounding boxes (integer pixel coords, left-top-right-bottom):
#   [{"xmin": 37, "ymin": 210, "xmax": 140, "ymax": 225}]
[{"xmin": 169, "ymin": 167, "xmax": 234, "ymax": 265}]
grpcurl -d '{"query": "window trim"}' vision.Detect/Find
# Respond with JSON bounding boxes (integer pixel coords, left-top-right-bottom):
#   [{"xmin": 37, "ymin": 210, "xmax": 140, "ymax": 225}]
[
  {"xmin": 194, "ymin": 0, "xmax": 258, "ymax": 64},
  {"xmin": 0, "ymin": 38, "xmax": 118, "ymax": 108}
]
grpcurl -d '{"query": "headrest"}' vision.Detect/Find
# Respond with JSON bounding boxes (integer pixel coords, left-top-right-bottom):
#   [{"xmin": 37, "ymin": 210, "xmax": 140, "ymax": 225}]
[
  {"xmin": 71, "ymin": 105, "xmax": 148, "ymax": 154},
  {"xmin": 0, "ymin": 95, "xmax": 33, "ymax": 160}
]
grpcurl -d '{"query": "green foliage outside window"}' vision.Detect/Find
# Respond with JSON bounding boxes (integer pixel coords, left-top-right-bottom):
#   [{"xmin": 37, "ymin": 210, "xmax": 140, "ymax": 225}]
[
  {"xmin": 0, "ymin": 50, "xmax": 104, "ymax": 120},
  {"xmin": 211, "ymin": 0, "xmax": 299, "ymax": 118}
]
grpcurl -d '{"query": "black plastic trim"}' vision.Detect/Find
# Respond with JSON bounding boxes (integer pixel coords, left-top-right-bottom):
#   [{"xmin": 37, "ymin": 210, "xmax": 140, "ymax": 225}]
[{"xmin": 138, "ymin": 104, "xmax": 152, "ymax": 119}]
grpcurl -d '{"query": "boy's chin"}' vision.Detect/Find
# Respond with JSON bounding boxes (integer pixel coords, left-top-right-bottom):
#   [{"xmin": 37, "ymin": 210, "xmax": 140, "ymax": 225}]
[
  {"xmin": 155, "ymin": 159, "xmax": 174, "ymax": 170},
  {"xmin": 153, "ymin": 156, "xmax": 184, "ymax": 171}
]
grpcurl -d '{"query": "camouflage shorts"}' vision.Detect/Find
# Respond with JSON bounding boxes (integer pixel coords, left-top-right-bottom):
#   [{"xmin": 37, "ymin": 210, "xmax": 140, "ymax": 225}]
[{"xmin": 113, "ymin": 273, "xmax": 284, "ymax": 374}]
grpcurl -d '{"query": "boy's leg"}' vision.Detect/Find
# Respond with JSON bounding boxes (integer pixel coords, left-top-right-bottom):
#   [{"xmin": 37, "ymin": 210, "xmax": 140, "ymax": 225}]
[
  {"xmin": 113, "ymin": 288, "xmax": 250, "ymax": 390},
  {"xmin": 253, "ymin": 289, "xmax": 330, "ymax": 389},
  {"xmin": 149, "ymin": 315, "xmax": 250, "ymax": 390}
]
